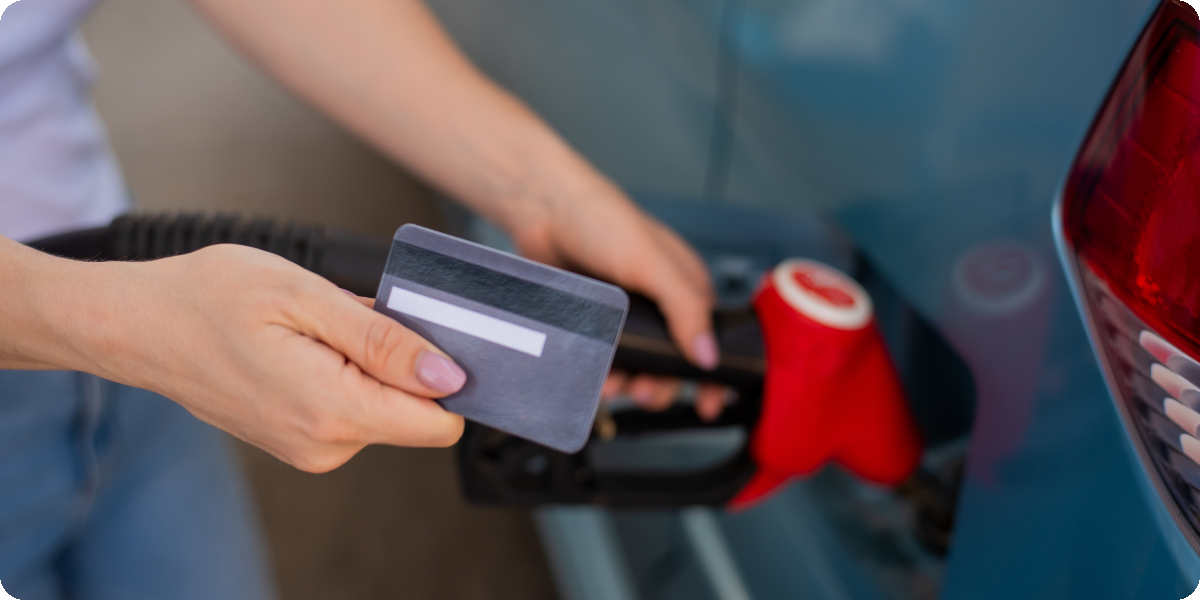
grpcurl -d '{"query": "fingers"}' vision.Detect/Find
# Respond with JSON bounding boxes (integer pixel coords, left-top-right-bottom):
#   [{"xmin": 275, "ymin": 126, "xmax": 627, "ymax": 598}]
[
  {"xmin": 624, "ymin": 224, "xmax": 719, "ymax": 371},
  {"xmin": 284, "ymin": 332, "xmax": 464, "ymax": 471},
  {"xmin": 651, "ymin": 378, "xmax": 682, "ymax": 411},
  {"xmin": 649, "ymin": 221, "xmax": 714, "ymax": 296},
  {"xmin": 362, "ymin": 383, "xmax": 466, "ymax": 448},
  {"xmin": 295, "ymin": 285, "xmax": 467, "ymax": 398},
  {"xmin": 604, "ymin": 369, "xmax": 730, "ymax": 420},
  {"xmin": 284, "ymin": 387, "xmax": 465, "ymax": 472},
  {"xmin": 342, "ymin": 289, "xmax": 375, "ymax": 309},
  {"xmin": 602, "ymin": 371, "xmax": 628, "ymax": 398},
  {"xmin": 330, "ymin": 351, "xmax": 464, "ymax": 448},
  {"xmin": 626, "ymin": 375, "xmax": 676, "ymax": 411},
  {"xmin": 696, "ymin": 384, "xmax": 727, "ymax": 422},
  {"xmin": 625, "ymin": 375, "xmax": 655, "ymax": 407},
  {"xmin": 640, "ymin": 266, "xmax": 719, "ymax": 370}
]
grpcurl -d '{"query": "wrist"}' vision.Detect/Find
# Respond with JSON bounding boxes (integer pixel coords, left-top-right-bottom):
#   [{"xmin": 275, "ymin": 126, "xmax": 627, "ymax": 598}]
[
  {"xmin": 495, "ymin": 137, "xmax": 629, "ymax": 247},
  {"xmin": 1, "ymin": 247, "xmax": 97, "ymax": 372},
  {"xmin": 31, "ymin": 257, "xmax": 148, "ymax": 383}
]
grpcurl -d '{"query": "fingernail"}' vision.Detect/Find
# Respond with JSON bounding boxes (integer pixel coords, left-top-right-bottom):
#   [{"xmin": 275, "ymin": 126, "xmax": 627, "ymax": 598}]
[
  {"xmin": 416, "ymin": 350, "xmax": 467, "ymax": 394},
  {"xmin": 691, "ymin": 332, "xmax": 719, "ymax": 370}
]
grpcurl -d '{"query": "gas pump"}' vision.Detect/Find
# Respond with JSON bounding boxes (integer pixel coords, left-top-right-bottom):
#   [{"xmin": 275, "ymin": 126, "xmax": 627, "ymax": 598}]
[{"xmin": 30, "ymin": 212, "xmax": 972, "ymax": 556}]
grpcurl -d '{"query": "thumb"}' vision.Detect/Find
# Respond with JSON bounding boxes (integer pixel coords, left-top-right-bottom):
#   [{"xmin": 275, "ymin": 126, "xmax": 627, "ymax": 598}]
[{"xmin": 294, "ymin": 285, "xmax": 467, "ymax": 397}]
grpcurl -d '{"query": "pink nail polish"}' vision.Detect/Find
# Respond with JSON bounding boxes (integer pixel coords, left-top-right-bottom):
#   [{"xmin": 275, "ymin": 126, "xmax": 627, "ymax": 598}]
[
  {"xmin": 691, "ymin": 332, "xmax": 719, "ymax": 370},
  {"xmin": 416, "ymin": 350, "xmax": 467, "ymax": 394}
]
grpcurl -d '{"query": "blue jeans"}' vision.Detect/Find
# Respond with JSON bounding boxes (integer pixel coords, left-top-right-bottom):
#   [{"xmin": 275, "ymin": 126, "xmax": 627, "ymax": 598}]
[{"xmin": 0, "ymin": 370, "xmax": 275, "ymax": 599}]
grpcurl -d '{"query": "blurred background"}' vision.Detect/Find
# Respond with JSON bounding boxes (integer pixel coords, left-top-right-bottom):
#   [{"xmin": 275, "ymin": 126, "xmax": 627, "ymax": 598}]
[
  {"xmin": 66, "ymin": 0, "xmax": 1200, "ymax": 599},
  {"xmin": 82, "ymin": 1, "xmax": 556, "ymax": 598}
]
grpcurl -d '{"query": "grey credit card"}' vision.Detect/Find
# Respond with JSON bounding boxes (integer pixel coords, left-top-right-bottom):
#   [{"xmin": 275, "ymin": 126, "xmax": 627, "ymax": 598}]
[{"xmin": 374, "ymin": 224, "xmax": 629, "ymax": 453}]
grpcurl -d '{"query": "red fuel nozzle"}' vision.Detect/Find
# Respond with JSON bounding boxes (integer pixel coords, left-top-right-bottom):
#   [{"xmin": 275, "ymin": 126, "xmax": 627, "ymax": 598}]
[{"xmin": 730, "ymin": 260, "xmax": 923, "ymax": 509}]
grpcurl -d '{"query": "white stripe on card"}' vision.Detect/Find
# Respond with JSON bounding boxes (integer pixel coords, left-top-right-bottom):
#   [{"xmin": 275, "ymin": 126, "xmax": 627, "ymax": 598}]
[{"xmin": 387, "ymin": 286, "xmax": 547, "ymax": 357}]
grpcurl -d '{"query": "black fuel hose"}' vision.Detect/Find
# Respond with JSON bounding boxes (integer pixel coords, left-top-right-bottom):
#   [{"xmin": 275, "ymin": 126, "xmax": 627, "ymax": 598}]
[{"xmin": 29, "ymin": 214, "xmax": 389, "ymax": 297}]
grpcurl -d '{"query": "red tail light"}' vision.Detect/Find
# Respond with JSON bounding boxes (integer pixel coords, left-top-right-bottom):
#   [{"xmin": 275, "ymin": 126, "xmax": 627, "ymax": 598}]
[
  {"xmin": 1060, "ymin": 0, "xmax": 1200, "ymax": 550},
  {"xmin": 1065, "ymin": 0, "xmax": 1200, "ymax": 354}
]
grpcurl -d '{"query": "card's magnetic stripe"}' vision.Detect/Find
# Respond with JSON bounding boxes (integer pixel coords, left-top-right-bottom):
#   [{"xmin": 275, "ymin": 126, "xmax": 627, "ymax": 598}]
[{"xmin": 385, "ymin": 240, "xmax": 625, "ymax": 344}]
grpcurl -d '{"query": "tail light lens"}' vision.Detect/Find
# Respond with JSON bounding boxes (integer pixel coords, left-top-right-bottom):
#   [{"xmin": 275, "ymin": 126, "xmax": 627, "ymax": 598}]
[{"xmin": 1060, "ymin": 0, "xmax": 1200, "ymax": 550}]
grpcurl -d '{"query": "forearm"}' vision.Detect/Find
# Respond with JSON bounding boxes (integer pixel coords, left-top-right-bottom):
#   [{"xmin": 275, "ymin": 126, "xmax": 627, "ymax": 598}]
[
  {"xmin": 0, "ymin": 237, "xmax": 114, "ymax": 372},
  {"xmin": 188, "ymin": 0, "xmax": 609, "ymax": 235},
  {"xmin": 177, "ymin": 0, "xmax": 719, "ymax": 372}
]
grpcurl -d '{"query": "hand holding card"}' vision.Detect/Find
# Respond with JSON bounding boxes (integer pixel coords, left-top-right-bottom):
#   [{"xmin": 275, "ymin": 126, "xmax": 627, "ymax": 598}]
[{"xmin": 374, "ymin": 225, "xmax": 629, "ymax": 453}]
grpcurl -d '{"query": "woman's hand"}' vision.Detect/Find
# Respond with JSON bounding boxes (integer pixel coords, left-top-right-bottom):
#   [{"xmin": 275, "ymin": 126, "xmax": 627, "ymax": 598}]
[
  {"xmin": 61, "ymin": 244, "xmax": 466, "ymax": 472},
  {"xmin": 504, "ymin": 175, "xmax": 730, "ymax": 421}
]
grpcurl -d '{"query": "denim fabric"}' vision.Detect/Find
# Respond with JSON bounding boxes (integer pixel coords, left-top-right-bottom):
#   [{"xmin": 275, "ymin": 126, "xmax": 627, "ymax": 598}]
[{"xmin": 0, "ymin": 370, "xmax": 275, "ymax": 599}]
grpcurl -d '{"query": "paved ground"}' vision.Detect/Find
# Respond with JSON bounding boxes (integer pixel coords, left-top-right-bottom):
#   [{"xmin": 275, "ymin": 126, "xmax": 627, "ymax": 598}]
[
  {"xmin": 239, "ymin": 445, "xmax": 556, "ymax": 599},
  {"xmin": 82, "ymin": 2, "xmax": 558, "ymax": 597}
]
